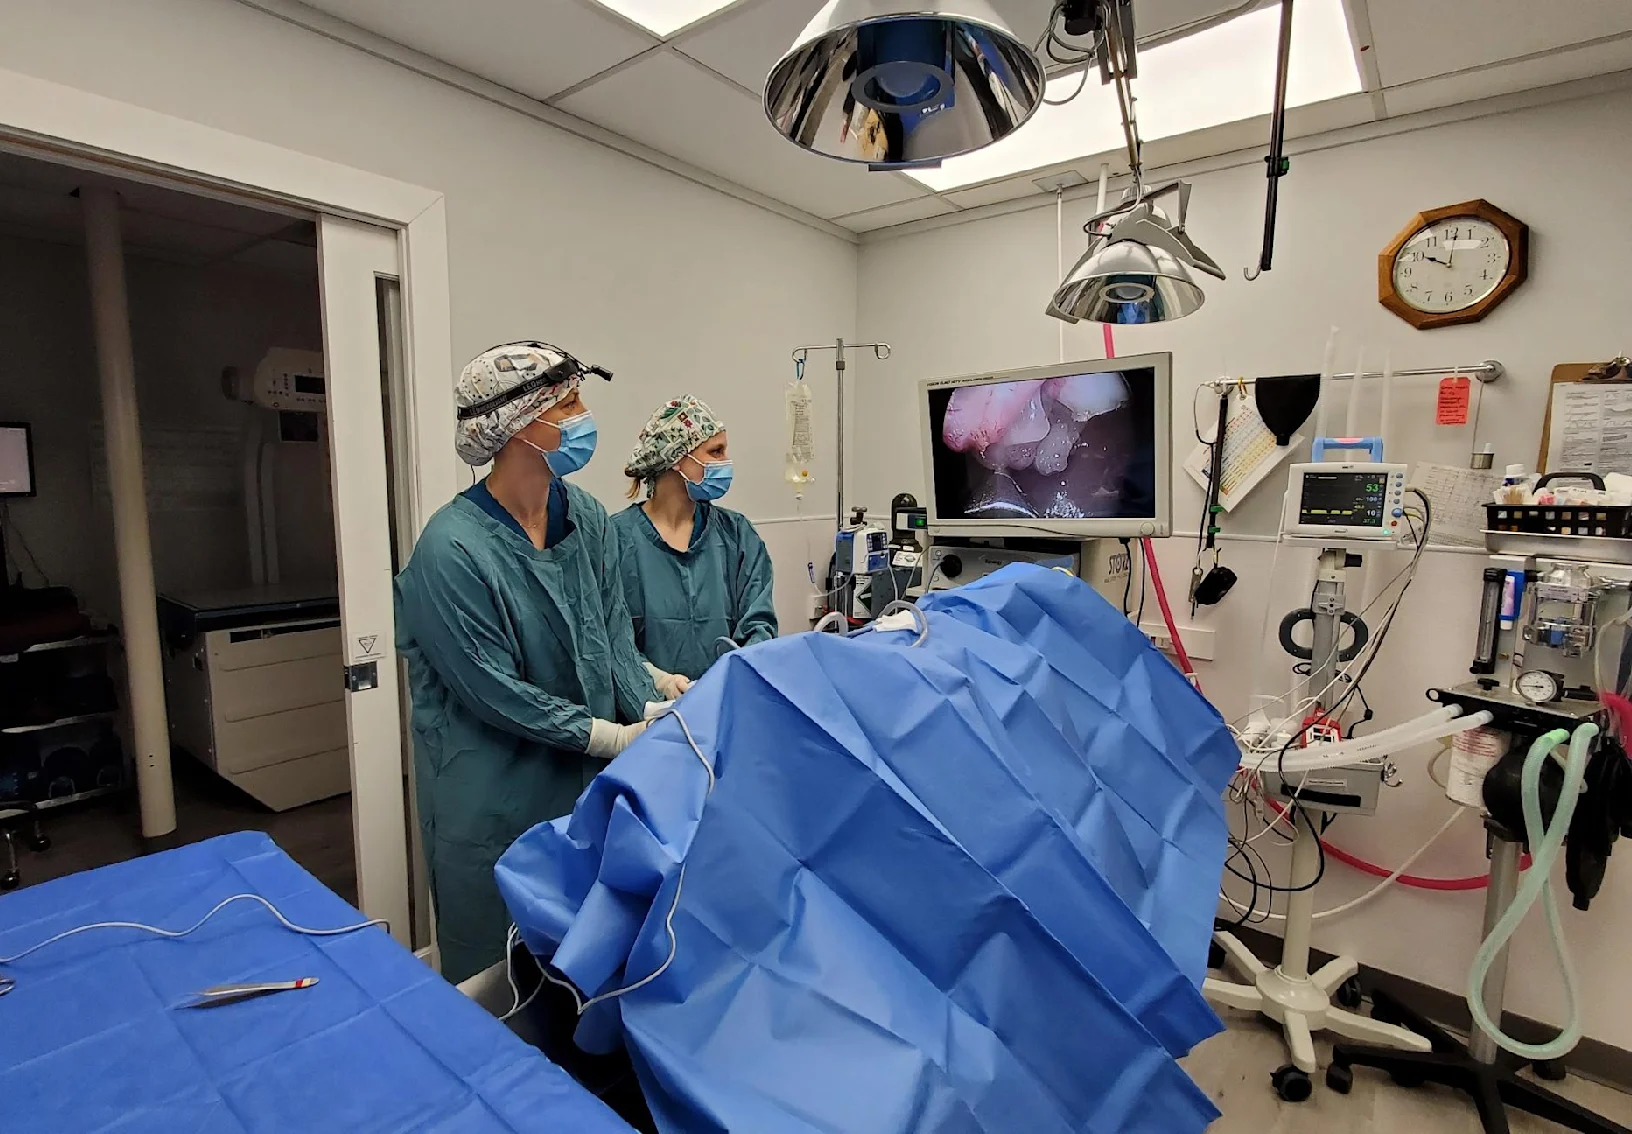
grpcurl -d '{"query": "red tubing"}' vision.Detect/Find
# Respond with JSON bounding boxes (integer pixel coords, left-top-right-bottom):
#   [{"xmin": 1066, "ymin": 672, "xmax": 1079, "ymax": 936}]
[
  {"xmin": 1103, "ymin": 326, "xmax": 1202, "ymax": 692},
  {"xmin": 1264, "ymin": 796, "xmax": 1530, "ymax": 890},
  {"xmin": 1141, "ymin": 536, "xmax": 1199, "ymax": 689}
]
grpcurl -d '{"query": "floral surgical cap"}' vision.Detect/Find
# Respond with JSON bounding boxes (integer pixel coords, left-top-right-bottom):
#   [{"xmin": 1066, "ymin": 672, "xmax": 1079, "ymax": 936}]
[
  {"xmin": 624, "ymin": 395, "xmax": 726, "ymax": 483},
  {"xmin": 453, "ymin": 341, "xmax": 594, "ymax": 466}
]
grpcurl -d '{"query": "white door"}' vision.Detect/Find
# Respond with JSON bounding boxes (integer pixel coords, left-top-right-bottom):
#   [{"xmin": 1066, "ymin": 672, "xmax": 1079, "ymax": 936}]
[{"xmin": 317, "ymin": 216, "xmax": 411, "ymax": 946}]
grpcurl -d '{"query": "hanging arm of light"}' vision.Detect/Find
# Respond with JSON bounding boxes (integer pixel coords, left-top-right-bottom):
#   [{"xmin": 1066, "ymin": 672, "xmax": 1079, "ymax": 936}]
[
  {"xmin": 1243, "ymin": 0, "xmax": 1295, "ymax": 281},
  {"xmin": 1080, "ymin": 182, "xmax": 1226, "ymax": 281}
]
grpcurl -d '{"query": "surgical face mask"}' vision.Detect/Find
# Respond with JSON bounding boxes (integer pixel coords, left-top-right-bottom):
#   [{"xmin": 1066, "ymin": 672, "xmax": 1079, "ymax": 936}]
[
  {"xmin": 523, "ymin": 411, "xmax": 597, "ymax": 477},
  {"xmin": 682, "ymin": 455, "xmax": 733, "ymax": 502}
]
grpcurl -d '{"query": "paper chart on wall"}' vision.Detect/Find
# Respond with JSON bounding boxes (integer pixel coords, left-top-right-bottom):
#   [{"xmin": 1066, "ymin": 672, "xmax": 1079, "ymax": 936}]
[
  {"xmin": 1182, "ymin": 388, "xmax": 1299, "ymax": 512},
  {"xmin": 1543, "ymin": 383, "xmax": 1632, "ymax": 475},
  {"xmin": 89, "ymin": 423, "xmax": 241, "ymax": 512},
  {"xmin": 1410, "ymin": 462, "xmax": 1501, "ymax": 548}
]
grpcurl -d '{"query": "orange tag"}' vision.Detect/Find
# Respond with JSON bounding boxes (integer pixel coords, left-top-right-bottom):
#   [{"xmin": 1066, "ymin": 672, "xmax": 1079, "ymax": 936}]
[{"xmin": 1436, "ymin": 376, "xmax": 1471, "ymax": 425}]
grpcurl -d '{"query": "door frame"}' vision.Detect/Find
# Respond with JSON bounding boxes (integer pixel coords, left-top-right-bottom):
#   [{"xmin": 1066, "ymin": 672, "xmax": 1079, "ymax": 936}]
[{"xmin": 0, "ymin": 66, "xmax": 454, "ymax": 940}]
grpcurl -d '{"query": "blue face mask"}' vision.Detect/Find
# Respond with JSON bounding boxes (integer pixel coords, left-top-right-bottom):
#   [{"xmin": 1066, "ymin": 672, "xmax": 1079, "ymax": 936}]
[
  {"xmin": 525, "ymin": 411, "xmax": 597, "ymax": 477},
  {"xmin": 682, "ymin": 456, "xmax": 734, "ymax": 502}
]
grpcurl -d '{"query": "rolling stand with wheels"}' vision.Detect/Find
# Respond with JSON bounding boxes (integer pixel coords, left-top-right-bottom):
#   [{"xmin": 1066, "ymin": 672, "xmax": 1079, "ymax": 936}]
[
  {"xmin": 1327, "ymin": 823, "xmax": 1630, "ymax": 1134},
  {"xmin": 0, "ymin": 801, "xmax": 50, "ymax": 890},
  {"xmin": 1206, "ymin": 545, "xmax": 1432, "ymax": 1101}
]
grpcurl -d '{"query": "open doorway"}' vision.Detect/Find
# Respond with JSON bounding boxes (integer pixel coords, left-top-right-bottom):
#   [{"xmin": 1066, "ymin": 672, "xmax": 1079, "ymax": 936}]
[{"xmin": 0, "ymin": 152, "xmax": 364, "ymax": 903}]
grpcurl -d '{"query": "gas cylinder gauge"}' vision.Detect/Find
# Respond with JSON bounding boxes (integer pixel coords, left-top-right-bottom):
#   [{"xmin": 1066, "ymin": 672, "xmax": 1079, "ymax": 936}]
[{"xmin": 1514, "ymin": 669, "xmax": 1562, "ymax": 705}]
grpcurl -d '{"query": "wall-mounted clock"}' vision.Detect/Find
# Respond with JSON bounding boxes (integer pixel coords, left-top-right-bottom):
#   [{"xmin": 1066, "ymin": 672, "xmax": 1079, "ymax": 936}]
[{"xmin": 1379, "ymin": 199, "xmax": 1528, "ymax": 330}]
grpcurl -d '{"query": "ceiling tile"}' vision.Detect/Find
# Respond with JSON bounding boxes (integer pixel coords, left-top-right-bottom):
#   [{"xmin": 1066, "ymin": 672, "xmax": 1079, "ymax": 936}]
[
  {"xmin": 300, "ymin": 0, "xmax": 657, "ymax": 101},
  {"xmin": 939, "ymin": 91, "xmax": 1373, "ymax": 212},
  {"xmin": 1366, "ymin": 0, "xmax": 1632, "ymax": 87},
  {"xmin": 1381, "ymin": 35, "xmax": 1632, "ymax": 118},
  {"xmin": 834, "ymin": 196, "xmax": 959, "ymax": 232},
  {"xmin": 555, "ymin": 49, "xmax": 930, "ymax": 218},
  {"xmin": 676, "ymin": 0, "xmax": 1250, "ymax": 97},
  {"xmin": 591, "ymin": 0, "xmax": 745, "ymax": 39},
  {"xmin": 671, "ymin": 0, "xmax": 815, "ymax": 93}
]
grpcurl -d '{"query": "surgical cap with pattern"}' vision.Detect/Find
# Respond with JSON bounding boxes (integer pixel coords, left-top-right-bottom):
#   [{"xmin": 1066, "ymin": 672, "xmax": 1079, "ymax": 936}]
[
  {"xmin": 453, "ymin": 342, "xmax": 581, "ymax": 466},
  {"xmin": 624, "ymin": 395, "xmax": 726, "ymax": 483}
]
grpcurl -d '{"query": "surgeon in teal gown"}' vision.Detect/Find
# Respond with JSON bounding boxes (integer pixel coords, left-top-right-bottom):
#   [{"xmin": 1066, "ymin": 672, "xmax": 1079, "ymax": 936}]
[
  {"xmin": 611, "ymin": 395, "xmax": 776, "ymax": 698},
  {"xmin": 394, "ymin": 341, "xmax": 659, "ymax": 983}
]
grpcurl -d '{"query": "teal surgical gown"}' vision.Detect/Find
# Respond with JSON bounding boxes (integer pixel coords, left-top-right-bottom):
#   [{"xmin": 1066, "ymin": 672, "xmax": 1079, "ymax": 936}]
[
  {"xmin": 610, "ymin": 502, "xmax": 777, "ymax": 682},
  {"xmin": 394, "ymin": 482, "xmax": 659, "ymax": 983}
]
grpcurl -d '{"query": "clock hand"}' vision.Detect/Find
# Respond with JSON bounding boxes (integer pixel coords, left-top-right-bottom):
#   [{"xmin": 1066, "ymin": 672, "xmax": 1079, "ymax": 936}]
[{"xmin": 1422, "ymin": 253, "xmax": 1451, "ymax": 266}]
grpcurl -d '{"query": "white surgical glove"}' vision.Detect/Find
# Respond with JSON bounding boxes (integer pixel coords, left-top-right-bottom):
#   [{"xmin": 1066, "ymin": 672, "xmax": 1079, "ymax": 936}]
[
  {"xmin": 644, "ymin": 662, "xmax": 693, "ymax": 700},
  {"xmin": 587, "ymin": 718, "xmax": 648, "ymax": 760}
]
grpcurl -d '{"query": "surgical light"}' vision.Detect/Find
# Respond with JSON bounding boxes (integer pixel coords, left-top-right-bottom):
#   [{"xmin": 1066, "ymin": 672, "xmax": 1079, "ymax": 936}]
[
  {"xmin": 1048, "ymin": 182, "xmax": 1224, "ymax": 325},
  {"xmin": 763, "ymin": 1, "xmax": 1045, "ymax": 169}
]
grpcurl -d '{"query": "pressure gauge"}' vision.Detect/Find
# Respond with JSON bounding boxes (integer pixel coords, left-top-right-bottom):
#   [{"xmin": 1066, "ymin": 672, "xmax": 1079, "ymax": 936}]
[{"xmin": 1515, "ymin": 669, "xmax": 1562, "ymax": 705}]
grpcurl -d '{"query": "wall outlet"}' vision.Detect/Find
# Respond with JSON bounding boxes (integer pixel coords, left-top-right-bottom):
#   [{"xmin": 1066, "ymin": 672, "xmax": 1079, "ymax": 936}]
[
  {"xmin": 808, "ymin": 593, "xmax": 826, "ymax": 620},
  {"xmin": 1139, "ymin": 622, "xmax": 1216, "ymax": 661}
]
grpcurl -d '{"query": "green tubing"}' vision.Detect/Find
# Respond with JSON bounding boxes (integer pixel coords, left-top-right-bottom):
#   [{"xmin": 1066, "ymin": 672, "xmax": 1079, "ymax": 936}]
[{"xmin": 1466, "ymin": 722, "xmax": 1598, "ymax": 1060}]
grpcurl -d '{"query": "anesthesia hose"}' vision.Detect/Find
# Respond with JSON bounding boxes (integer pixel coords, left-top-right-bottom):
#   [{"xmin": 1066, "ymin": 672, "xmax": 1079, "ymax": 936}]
[{"xmin": 1465, "ymin": 722, "xmax": 1597, "ymax": 1060}]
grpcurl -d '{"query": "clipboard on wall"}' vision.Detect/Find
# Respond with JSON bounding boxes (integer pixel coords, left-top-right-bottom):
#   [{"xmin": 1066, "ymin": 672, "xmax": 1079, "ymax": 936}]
[{"xmin": 1537, "ymin": 359, "xmax": 1632, "ymax": 475}]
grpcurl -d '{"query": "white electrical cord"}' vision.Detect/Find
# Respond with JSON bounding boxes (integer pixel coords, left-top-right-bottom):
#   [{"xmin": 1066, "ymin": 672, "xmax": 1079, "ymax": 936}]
[
  {"xmin": 1229, "ymin": 532, "xmax": 1425, "ymax": 740},
  {"xmin": 1265, "ymin": 710, "xmax": 1493, "ymax": 775},
  {"xmin": 0, "ymin": 894, "xmax": 387, "ymax": 996},
  {"xmin": 503, "ymin": 707, "xmax": 716, "ymax": 1023},
  {"xmin": 1221, "ymin": 807, "xmax": 1468, "ymax": 924}
]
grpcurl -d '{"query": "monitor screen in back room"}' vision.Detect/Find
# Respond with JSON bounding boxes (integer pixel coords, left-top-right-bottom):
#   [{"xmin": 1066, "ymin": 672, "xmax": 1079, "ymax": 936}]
[
  {"xmin": 925, "ymin": 368, "xmax": 1158, "ymax": 523},
  {"xmin": 0, "ymin": 424, "xmax": 33, "ymax": 496}
]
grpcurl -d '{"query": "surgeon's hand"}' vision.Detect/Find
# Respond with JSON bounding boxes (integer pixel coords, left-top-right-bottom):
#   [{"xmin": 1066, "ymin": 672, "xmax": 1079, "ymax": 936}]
[
  {"xmin": 656, "ymin": 671, "xmax": 693, "ymax": 699},
  {"xmin": 645, "ymin": 663, "xmax": 693, "ymax": 700},
  {"xmin": 587, "ymin": 718, "xmax": 649, "ymax": 760}
]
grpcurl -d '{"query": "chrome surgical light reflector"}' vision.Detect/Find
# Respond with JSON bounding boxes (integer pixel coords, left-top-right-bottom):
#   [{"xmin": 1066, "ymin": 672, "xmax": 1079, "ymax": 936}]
[
  {"xmin": 764, "ymin": 1, "xmax": 1045, "ymax": 169},
  {"xmin": 1048, "ymin": 182, "xmax": 1225, "ymax": 325}
]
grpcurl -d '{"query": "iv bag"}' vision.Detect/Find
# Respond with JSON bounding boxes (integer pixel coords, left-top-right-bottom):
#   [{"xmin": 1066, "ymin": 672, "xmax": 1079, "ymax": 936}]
[{"xmin": 786, "ymin": 379, "xmax": 815, "ymax": 485}]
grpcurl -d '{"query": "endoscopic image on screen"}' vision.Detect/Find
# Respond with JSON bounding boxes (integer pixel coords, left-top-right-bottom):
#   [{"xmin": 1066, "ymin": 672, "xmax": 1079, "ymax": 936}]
[{"xmin": 928, "ymin": 369, "xmax": 1157, "ymax": 522}]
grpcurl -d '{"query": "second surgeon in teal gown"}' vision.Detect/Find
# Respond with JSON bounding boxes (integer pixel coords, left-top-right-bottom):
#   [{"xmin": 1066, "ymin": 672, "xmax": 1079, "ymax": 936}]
[
  {"xmin": 394, "ymin": 342, "xmax": 659, "ymax": 984},
  {"xmin": 611, "ymin": 395, "xmax": 777, "ymax": 695}
]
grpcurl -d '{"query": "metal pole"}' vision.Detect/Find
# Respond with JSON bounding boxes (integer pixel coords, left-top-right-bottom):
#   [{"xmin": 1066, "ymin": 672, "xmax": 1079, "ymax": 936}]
[
  {"xmin": 1282, "ymin": 547, "xmax": 1348, "ymax": 982},
  {"xmin": 1205, "ymin": 360, "xmax": 1504, "ymax": 389},
  {"xmin": 1469, "ymin": 828, "xmax": 1524, "ymax": 1066},
  {"xmin": 834, "ymin": 337, "xmax": 847, "ymax": 530},
  {"xmin": 1310, "ymin": 548, "xmax": 1348, "ymax": 704},
  {"xmin": 1279, "ymin": 814, "xmax": 1320, "ymax": 980},
  {"xmin": 82, "ymin": 185, "xmax": 176, "ymax": 840}
]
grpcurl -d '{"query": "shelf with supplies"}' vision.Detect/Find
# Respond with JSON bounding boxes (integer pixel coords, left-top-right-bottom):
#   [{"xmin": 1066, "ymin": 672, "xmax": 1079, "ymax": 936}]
[
  {"xmin": 1, "ymin": 783, "xmax": 125, "ymax": 821},
  {"xmin": 1, "ymin": 600, "xmax": 131, "ymax": 815},
  {"xmin": 0, "ymin": 629, "xmax": 119, "ymax": 663},
  {"xmin": 1, "ymin": 710, "xmax": 119, "ymax": 736}
]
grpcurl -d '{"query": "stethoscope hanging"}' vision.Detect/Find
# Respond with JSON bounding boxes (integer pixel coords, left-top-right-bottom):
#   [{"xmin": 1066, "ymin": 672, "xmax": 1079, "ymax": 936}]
[{"xmin": 1192, "ymin": 382, "xmax": 1239, "ymax": 610}]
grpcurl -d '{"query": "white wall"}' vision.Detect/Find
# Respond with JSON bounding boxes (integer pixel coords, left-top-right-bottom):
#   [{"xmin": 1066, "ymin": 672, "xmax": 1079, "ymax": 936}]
[
  {"xmin": 0, "ymin": 232, "xmax": 325, "ymax": 621},
  {"xmin": 0, "ymin": 0, "xmax": 857, "ymax": 635},
  {"xmin": 856, "ymin": 86, "xmax": 1632, "ymax": 1046}
]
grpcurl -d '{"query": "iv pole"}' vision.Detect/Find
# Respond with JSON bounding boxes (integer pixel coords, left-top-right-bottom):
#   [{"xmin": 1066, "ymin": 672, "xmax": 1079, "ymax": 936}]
[
  {"xmin": 791, "ymin": 339, "xmax": 892, "ymax": 530},
  {"xmin": 789, "ymin": 339, "xmax": 894, "ymax": 620}
]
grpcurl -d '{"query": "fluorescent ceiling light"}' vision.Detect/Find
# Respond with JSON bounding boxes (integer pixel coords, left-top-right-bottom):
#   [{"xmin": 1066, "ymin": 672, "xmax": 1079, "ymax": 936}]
[
  {"xmin": 591, "ymin": 0, "xmax": 739, "ymax": 38},
  {"xmin": 905, "ymin": 0, "xmax": 1360, "ymax": 192}
]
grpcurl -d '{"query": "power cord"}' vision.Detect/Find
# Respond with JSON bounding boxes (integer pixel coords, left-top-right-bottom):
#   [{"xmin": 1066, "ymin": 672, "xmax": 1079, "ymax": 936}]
[
  {"xmin": 0, "ymin": 894, "xmax": 387, "ymax": 997},
  {"xmin": 503, "ymin": 707, "xmax": 716, "ymax": 1023}
]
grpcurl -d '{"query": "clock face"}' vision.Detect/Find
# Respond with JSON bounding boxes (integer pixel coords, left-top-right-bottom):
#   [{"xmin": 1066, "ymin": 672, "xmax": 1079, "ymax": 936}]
[{"xmin": 1391, "ymin": 217, "xmax": 1510, "ymax": 314}]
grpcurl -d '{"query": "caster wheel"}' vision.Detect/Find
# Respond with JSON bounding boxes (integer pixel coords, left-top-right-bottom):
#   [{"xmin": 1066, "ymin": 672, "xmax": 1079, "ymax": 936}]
[
  {"xmin": 0, "ymin": 871, "xmax": 19, "ymax": 891},
  {"xmin": 1389, "ymin": 1068, "xmax": 1426, "ymax": 1089},
  {"xmin": 1335, "ymin": 976, "xmax": 1364, "ymax": 1010},
  {"xmin": 25, "ymin": 833, "xmax": 49, "ymax": 853},
  {"xmin": 1533, "ymin": 1058, "xmax": 1568, "ymax": 1082},
  {"xmin": 1208, "ymin": 940, "xmax": 1225, "ymax": 970},
  {"xmin": 1271, "ymin": 1064, "xmax": 1313, "ymax": 1103},
  {"xmin": 1325, "ymin": 1063, "xmax": 1354, "ymax": 1095}
]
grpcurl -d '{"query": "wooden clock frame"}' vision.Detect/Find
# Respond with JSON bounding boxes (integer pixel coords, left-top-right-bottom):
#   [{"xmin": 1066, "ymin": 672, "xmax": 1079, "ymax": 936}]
[{"xmin": 1377, "ymin": 198, "xmax": 1528, "ymax": 330}]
